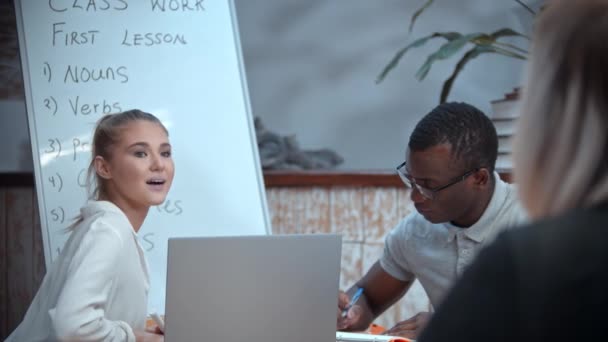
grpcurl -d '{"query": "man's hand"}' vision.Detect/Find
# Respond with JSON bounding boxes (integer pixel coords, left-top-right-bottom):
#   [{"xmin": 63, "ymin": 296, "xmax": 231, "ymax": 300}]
[
  {"xmin": 337, "ymin": 262, "xmax": 413, "ymax": 332},
  {"xmin": 337, "ymin": 290, "xmax": 366, "ymax": 330},
  {"xmin": 383, "ymin": 311, "xmax": 432, "ymax": 339}
]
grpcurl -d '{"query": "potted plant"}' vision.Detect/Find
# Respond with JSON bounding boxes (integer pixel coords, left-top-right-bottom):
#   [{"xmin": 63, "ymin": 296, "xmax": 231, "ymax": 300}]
[
  {"xmin": 376, "ymin": 0, "xmax": 537, "ymax": 104},
  {"xmin": 376, "ymin": 0, "xmax": 540, "ymax": 170}
]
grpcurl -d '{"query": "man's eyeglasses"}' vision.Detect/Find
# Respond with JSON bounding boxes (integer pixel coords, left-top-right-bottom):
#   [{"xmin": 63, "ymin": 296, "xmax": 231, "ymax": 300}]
[{"xmin": 396, "ymin": 161, "xmax": 479, "ymax": 200}]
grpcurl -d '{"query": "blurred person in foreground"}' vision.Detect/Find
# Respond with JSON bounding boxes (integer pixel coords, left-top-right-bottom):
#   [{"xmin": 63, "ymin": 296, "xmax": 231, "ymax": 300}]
[{"xmin": 418, "ymin": 1, "xmax": 608, "ymax": 341}]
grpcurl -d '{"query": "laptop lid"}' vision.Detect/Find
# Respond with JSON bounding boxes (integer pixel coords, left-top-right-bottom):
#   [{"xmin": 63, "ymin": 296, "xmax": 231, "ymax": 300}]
[{"xmin": 164, "ymin": 234, "xmax": 342, "ymax": 341}]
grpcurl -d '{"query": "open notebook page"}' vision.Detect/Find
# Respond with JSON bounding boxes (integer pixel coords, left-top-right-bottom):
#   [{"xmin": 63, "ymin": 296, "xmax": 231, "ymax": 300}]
[{"xmin": 336, "ymin": 331, "xmax": 413, "ymax": 342}]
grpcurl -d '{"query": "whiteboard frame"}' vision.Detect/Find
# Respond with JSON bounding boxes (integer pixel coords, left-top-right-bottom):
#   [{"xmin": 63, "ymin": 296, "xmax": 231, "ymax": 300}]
[
  {"xmin": 228, "ymin": 0, "xmax": 271, "ymax": 235},
  {"xmin": 14, "ymin": 0, "xmax": 54, "ymax": 265}
]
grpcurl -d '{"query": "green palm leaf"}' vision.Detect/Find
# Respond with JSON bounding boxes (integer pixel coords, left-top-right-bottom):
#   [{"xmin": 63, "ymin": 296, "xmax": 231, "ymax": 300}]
[
  {"xmin": 409, "ymin": 0, "xmax": 435, "ymax": 32},
  {"xmin": 376, "ymin": 32, "xmax": 461, "ymax": 83},
  {"xmin": 377, "ymin": 2, "xmax": 534, "ymax": 102},
  {"xmin": 489, "ymin": 28, "xmax": 529, "ymax": 40},
  {"xmin": 439, "ymin": 45, "xmax": 497, "ymax": 103},
  {"xmin": 473, "ymin": 28, "xmax": 529, "ymax": 58},
  {"xmin": 438, "ymin": 28, "xmax": 529, "ymax": 103},
  {"xmin": 475, "ymin": 28, "xmax": 529, "ymax": 54},
  {"xmin": 415, "ymin": 33, "xmax": 485, "ymax": 81}
]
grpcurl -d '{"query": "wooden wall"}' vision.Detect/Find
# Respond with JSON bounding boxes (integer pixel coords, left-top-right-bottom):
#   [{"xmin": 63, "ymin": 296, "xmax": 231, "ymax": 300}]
[
  {"xmin": 0, "ymin": 180, "xmax": 431, "ymax": 339},
  {"xmin": 0, "ymin": 186, "xmax": 45, "ymax": 339}
]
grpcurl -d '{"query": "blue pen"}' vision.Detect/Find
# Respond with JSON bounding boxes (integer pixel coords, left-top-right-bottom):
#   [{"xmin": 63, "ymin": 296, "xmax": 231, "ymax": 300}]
[{"xmin": 342, "ymin": 287, "xmax": 364, "ymax": 318}]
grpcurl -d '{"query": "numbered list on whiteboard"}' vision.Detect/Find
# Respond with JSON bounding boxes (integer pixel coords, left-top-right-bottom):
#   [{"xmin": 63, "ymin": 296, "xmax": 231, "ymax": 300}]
[{"xmin": 22, "ymin": 0, "xmax": 206, "ymax": 262}]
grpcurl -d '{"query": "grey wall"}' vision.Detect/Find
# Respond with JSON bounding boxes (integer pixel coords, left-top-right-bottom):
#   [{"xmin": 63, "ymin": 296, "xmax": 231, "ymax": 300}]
[
  {"xmin": 235, "ymin": 0, "xmax": 533, "ymax": 169},
  {"xmin": 0, "ymin": 100, "xmax": 31, "ymax": 172},
  {"xmin": 0, "ymin": 0, "xmax": 31, "ymax": 172}
]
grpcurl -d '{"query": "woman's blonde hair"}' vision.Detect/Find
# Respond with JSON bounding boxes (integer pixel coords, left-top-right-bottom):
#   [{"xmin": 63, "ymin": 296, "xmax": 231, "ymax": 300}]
[
  {"xmin": 514, "ymin": 0, "xmax": 608, "ymax": 218},
  {"xmin": 87, "ymin": 109, "xmax": 168, "ymax": 200}
]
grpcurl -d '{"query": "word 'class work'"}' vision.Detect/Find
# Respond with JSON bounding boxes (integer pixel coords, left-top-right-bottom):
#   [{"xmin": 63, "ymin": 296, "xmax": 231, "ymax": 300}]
[
  {"xmin": 49, "ymin": 0, "xmax": 128, "ymax": 12},
  {"xmin": 48, "ymin": 0, "xmax": 206, "ymax": 12}
]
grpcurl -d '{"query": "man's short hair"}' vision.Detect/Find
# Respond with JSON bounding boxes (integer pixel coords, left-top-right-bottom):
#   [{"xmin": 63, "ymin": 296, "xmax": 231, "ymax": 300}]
[{"xmin": 408, "ymin": 102, "xmax": 498, "ymax": 172}]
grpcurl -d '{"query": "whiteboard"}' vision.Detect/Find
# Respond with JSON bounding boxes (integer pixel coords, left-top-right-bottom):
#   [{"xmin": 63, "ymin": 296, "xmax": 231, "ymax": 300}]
[{"xmin": 14, "ymin": 0, "xmax": 270, "ymax": 313}]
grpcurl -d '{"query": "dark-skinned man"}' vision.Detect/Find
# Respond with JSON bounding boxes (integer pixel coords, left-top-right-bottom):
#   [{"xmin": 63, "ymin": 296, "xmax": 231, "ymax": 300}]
[{"xmin": 337, "ymin": 102, "xmax": 527, "ymax": 339}]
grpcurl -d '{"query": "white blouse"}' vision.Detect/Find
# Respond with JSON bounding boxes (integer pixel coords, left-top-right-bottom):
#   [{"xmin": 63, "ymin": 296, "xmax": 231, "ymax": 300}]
[{"xmin": 6, "ymin": 201, "xmax": 150, "ymax": 341}]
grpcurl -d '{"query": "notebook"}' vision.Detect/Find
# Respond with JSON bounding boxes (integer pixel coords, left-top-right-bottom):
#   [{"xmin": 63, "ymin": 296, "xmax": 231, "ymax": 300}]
[
  {"xmin": 336, "ymin": 331, "xmax": 412, "ymax": 342},
  {"xmin": 163, "ymin": 234, "xmax": 342, "ymax": 341}
]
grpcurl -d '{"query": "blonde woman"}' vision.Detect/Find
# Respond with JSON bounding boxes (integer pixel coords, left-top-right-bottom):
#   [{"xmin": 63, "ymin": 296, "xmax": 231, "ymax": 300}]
[
  {"xmin": 6, "ymin": 110, "xmax": 172, "ymax": 341},
  {"xmin": 418, "ymin": 1, "xmax": 608, "ymax": 341}
]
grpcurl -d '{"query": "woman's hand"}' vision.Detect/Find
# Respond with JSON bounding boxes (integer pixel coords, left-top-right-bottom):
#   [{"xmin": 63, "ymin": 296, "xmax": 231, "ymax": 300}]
[{"xmin": 134, "ymin": 328, "xmax": 164, "ymax": 342}]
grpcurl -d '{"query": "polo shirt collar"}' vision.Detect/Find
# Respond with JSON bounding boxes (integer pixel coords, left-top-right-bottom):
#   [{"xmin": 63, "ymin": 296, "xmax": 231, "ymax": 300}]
[{"xmin": 444, "ymin": 172, "xmax": 508, "ymax": 243}]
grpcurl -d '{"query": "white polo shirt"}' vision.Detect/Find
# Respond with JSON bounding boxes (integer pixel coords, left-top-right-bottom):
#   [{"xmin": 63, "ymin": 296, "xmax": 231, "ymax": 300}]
[{"xmin": 380, "ymin": 175, "xmax": 527, "ymax": 308}]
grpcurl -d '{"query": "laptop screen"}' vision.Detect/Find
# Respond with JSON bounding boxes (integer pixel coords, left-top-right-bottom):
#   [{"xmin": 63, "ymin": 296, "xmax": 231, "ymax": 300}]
[{"xmin": 164, "ymin": 234, "xmax": 342, "ymax": 341}]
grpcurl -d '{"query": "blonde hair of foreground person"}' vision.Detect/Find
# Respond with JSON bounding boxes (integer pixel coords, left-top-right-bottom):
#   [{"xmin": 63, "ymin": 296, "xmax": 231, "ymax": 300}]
[
  {"xmin": 513, "ymin": 0, "xmax": 608, "ymax": 219},
  {"xmin": 416, "ymin": 5, "xmax": 608, "ymax": 341}
]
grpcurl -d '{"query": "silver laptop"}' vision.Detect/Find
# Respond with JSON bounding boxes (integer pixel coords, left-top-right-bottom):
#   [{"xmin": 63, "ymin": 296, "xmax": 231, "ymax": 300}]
[{"xmin": 164, "ymin": 234, "xmax": 342, "ymax": 342}]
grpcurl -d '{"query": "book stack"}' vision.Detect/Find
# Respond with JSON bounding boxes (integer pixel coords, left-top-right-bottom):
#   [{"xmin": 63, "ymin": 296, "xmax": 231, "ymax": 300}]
[{"xmin": 489, "ymin": 89, "xmax": 520, "ymax": 171}]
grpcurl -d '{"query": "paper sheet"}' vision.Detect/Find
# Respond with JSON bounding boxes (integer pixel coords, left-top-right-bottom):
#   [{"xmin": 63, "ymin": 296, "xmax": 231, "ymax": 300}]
[{"xmin": 336, "ymin": 331, "xmax": 413, "ymax": 342}]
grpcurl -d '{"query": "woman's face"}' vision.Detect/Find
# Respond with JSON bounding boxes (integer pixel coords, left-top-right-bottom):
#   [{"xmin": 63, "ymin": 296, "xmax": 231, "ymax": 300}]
[{"xmin": 96, "ymin": 120, "xmax": 175, "ymax": 210}]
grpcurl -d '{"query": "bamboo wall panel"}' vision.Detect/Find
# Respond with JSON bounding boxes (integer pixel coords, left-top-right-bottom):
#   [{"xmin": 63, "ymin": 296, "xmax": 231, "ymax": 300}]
[{"xmin": 330, "ymin": 188, "xmax": 364, "ymax": 243}]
